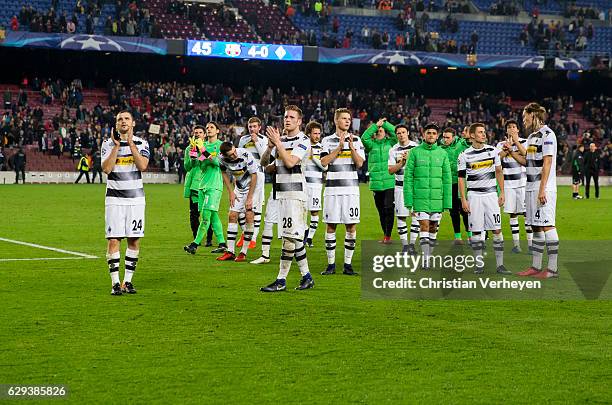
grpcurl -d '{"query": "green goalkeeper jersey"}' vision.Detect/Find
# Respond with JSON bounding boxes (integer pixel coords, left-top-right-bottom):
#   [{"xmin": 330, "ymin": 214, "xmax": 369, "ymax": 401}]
[{"xmin": 198, "ymin": 139, "xmax": 223, "ymax": 191}]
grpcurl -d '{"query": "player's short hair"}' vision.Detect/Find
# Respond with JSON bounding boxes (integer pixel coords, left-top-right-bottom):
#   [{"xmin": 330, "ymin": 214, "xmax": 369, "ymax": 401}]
[
  {"xmin": 220, "ymin": 141, "xmax": 234, "ymax": 155},
  {"xmin": 192, "ymin": 125, "xmax": 205, "ymax": 133},
  {"xmin": 334, "ymin": 108, "xmax": 352, "ymax": 120},
  {"xmin": 504, "ymin": 119, "xmax": 519, "ymax": 130},
  {"xmin": 523, "ymin": 102, "xmax": 547, "ymax": 122},
  {"xmin": 469, "ymin": 122, "xmax": 486, "ymax": 135},
  {"xmin": 285, "ymin": 105, "xmax": 303, "ymax": 118},
  {"xmin": 305, "ymin": 121, "xmax": 323, "ymax": 135},
  {"xmin": 207, "ymin": 121, "xmax": 220, "ymax": 130},
  {"xmin": 423, "ymin": 123, "xmax": 439, "ymax": 132},
  {"xmin": 116, "ymin": 109, "xmax": 133, "ymax": 119},
  {"xmin": 442, "ymin": 127, "xmax": 456, "ymax": 136},
  {"xmin": 247, "ymin": 117, "xmax": 262, "ymax": 126},
  {"xmin": 395, "ymin": 124, "xmax": 409, "ymax": 133}
]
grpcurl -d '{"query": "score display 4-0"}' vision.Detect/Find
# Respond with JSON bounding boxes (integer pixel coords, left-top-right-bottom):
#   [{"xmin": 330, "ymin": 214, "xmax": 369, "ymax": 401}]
[{"xmin": 187, "ymin": 40, "xmax": 303, "ymax": 62}]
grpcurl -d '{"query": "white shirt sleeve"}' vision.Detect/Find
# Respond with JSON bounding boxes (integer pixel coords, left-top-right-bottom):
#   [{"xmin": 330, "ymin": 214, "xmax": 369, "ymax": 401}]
[
  {"xmin": 245, "ymin": 151, "xmax": 258, "ymax": 174},
  {"xmin": 388, "ymin": 147, "xmax": 397, "ymax": 167},
  {"xmin": 101, "ymin": 140, "xmax": 112, "ymax": 163},
  {"xmin": 291, "ymin": 138, "xmax": 311, "ymax": 162},
  {"xmin": 542, "ymin": 132, "xmax": 557, "ymax": 157},
  {"xmin": 457, "ymin": 152, "xmax": 466, "ymax": 173},
  {"xmin": 137, "ymin": 139, "xmax": 150, "ymax": 159}
]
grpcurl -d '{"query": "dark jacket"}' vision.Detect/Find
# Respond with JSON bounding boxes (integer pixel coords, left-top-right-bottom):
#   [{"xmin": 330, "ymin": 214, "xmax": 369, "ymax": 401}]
[
  {"xmin": 14, "ymin": 150, "xmax": 26, "ymax": 169},
  {"xmin": 584, "ymin": 150, "xmax": 601, "ymax": 174}
]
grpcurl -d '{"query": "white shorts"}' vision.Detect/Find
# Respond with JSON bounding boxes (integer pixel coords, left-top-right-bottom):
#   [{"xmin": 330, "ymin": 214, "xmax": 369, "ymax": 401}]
[
  {"xmin": 306, "ymin": 186, "xmax": 323, "ymax": 211},
  {"xmin": 323, "ymin": 194, "xmax": 360, "ymax": 224},
  {"xmin": 278, "ymin": 199, "xmax": 307, "ymax": 239},
  {"xmin": 264, "ymin": 195, "xmax": 279, "ymax": 224},
  {"xmin": 105, "ymin": 204, "xmax": 145, "ymax": 239},
  {"xmin": 414, "ymin": 212, "xmax": 442, "ymax": 222},
  {"xmin": 525, "ymin": 190, "xmax": 556, "ymax": 227},
  {"xmin": 394, "ymin": 187, "xmax": 410, "ymax": 217},
  {"xmin": 468, "ymin": 192, "xmax": 501, "ymax": 232},
  {"xmin": 504, "ymin": 187, "xmax": 526, "ymax": 214},
  {"xmin": 230, "ymin": 186, "xmax": 264, "ymax": 214}
]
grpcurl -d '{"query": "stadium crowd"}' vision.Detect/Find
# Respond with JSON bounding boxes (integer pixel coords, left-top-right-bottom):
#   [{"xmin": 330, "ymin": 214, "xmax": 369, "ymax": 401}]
[
  {"xmin": 11, "ymin": 0, "xmax": 161, "ymax": 38},
  {"xmin": 1, "ymin": 79, "xmax": 610, "ymax": 175}
]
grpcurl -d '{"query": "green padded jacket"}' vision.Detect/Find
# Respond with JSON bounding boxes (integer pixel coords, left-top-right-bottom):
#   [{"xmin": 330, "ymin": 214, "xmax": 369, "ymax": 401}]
[
  {"xmin": 361, "ymin": 121, "xmax": 397, "ymax": 191},
  {"xmin": 403, "ymin": 142, "xmax": 452, "ymax": 212}
]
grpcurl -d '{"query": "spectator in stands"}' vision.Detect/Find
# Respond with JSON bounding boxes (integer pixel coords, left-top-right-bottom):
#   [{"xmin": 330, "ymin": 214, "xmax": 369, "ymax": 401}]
[
  {"xmin": 575, "ymin": 34, "xmax": 587, "ymax": 51},
  {"xmin": 361, "ymin": 25, "xmax": 371, "ymax": 44},
  {"xmin": 13, "ymin": 147, "xmax": 26, "ymax": 184},
  {"xmin": 67, "ymin": 19, "xmax": 76, "ymax": 34},
  {"xmin": 381, "ymin": 31, "xmax": 390, "ymax": 49},
  {"xmin": 10, "ymin": 15, "xmax": 19, "ymax": 31},
  {"xmin": 332, "ymin": 15, "xmax": 339, "ymax": 33}
]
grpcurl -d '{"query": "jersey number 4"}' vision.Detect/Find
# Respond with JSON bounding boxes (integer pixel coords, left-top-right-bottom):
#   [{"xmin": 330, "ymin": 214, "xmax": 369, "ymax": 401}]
[{"xmin": 132, "ymin": 219, "xmax": 143, "ymax": 232}]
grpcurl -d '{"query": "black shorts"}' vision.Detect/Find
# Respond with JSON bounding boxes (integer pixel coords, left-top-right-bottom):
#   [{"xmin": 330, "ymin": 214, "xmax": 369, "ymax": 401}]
[{"xmin": 572, "ymin": 171, "xmax": 582, "ymax": 185}]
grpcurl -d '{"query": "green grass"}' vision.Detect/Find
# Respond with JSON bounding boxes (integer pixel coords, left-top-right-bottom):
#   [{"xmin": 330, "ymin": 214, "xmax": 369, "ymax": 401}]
[{"xmin": 0, "ymin": 184, "xmax": 610, "ymax": 403}]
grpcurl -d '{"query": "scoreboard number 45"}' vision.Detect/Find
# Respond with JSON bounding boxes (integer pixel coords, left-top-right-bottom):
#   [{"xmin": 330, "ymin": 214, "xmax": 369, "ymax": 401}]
[{"xmin": 190, "ymin": 41, "xmax": 212, "ymax": 56}]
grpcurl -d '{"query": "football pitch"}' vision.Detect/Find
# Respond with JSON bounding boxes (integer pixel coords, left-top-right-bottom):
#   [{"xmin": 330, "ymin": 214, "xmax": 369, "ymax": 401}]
[{"xmin": 1, "ymin": 184, "xmax": 610, "ymax": 403}]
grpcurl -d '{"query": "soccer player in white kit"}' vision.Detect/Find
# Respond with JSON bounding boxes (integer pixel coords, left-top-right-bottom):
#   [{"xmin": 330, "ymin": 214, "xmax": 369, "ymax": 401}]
[
  {"xmin": 387, "ymin": 124, "xmax": 419, "ymax": 253},
  {"xmin": 458, "ymin": 123, "xmax": 510, "ymax": 275},
  {"xmin": 303, "ymin": 121, "xmax": 325, "ymax": 247},
  {"xmin": 320, "ymin": 108, "xmax": 366, "ymax": 276},
  {"xmin": 216, "ymin": 142, "xmax": 264, "ymax": 262},
  {"xmin": 506, "ymin": 103, "xmax": 559, "ymax": 279},
  {"xmin": 259, "ymin": 105, "xmax": 314, "ymax": 292},
  {"xmin": 496, "ymin": 120, "xmax": 533, "ymax": 254},
  {"xmin": 101, "ymin": 110, "xmax": 150, "ymax": 295},
  {"xmin": 236, "ymin": 117, "xmax": 268, "ymax": 250}
]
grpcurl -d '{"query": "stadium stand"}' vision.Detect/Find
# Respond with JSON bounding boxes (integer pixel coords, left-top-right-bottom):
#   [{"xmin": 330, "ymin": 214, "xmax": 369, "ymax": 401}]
[{"xmin": 1, "ymin": 79, "xmax": 609, "ymax": 174}]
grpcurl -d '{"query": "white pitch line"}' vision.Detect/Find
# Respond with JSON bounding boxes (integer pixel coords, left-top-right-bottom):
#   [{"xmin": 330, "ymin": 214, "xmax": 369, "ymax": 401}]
[
  {"xmin": 0, "ymin": 257, "xmax": 95, "ymax": 262},
  {"xmin": 0, "ymin": 237, "xmax": 99, "ymax": 259}
]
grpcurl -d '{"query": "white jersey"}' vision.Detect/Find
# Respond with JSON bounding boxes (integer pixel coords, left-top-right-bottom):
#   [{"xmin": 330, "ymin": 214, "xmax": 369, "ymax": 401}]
[
  {"xmin": 526, "ymin": 125, "xmax": 557, "ymax": 192},
  {"xmin": 238, "ymin": 133, "xmax": 268, "ymax": 162},
  {"xmin": 271, "ymin": 132, "xmax": 310, "ymax": 201},
  {"xmin": 457, "ymin": 144, "xmax": 500, "ymax": 195},
  {"xmin": 219, "ymin": 147, "xmax": 263, "ymax": 192},
  {"xmin": 496, "ymin": 138, "xmax": 527, "ymax": 189},
  {"xmin": 101, "ymin": 136, "xmax": 150, "ymax": 206},
  {"xmin": 304, "ymin": 141, "xmax": 325, "ymax": 187},
  {"xmin": 320, "ymin": 132, "xmax": 365, "ymax": 196},
  {"xmin": 388, "ymin": 141, "xmax": 418, "ymax": 191}
]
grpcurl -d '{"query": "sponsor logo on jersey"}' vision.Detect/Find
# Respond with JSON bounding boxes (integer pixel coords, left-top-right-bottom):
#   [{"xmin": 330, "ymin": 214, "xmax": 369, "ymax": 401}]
[
  {"xmin": 298, "ymin": 143, "xmax": 308, "ymax": 150},
  {"xmin": 527, "ymin": 145, "xmax": 538, "ymax": 154},
  {"xmin": 338, "ymin": 151, "xmax": 353, "ymax": 158},
  {"xmin": 116, "ymin": 156, "xmax": 134, "ymax": 165},
  {"xmin": 470, "ymin": 159, "xmax": 493, "ymax": 169},
  {"xmin": 244, "ymin": 141, "xmax": 254, "ymax": 148}
]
